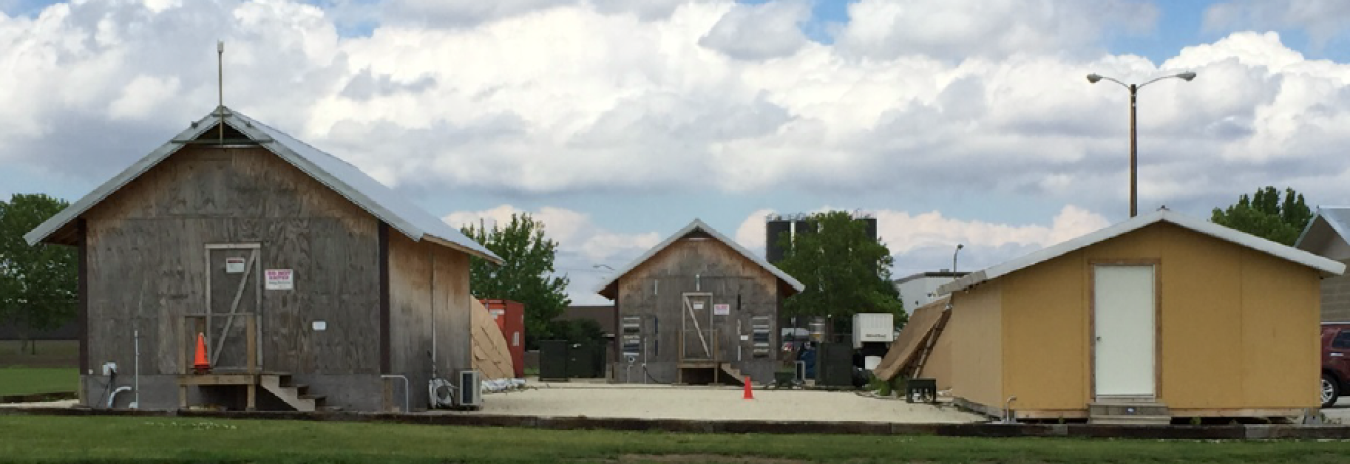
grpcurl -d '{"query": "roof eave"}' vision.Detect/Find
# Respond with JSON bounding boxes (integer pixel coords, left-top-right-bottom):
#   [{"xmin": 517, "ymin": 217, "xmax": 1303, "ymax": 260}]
[{"xmin": 424, "ymin": 234, "xmax": 504, "ymax": 264}]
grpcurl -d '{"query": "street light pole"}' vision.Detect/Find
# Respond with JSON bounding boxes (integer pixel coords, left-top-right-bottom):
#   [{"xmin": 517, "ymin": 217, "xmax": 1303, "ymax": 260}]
[
  {"xmin": 1129, "ymin": 84, "xmax": 1137, "ymax": 218},
  {"xmin": 1087, "ymin": 71, "xmax": 1196, "ymax": 218},
  {"xmin": 952, "ymin": 244, "xmax": 964, "ymax": 273}
]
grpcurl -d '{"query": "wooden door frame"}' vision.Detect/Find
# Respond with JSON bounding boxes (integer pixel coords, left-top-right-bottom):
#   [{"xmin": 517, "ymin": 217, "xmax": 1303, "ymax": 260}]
[
  {"xmin": 680, "ymin": 292, "xmax": 715, "ymax": 361},
  {"xmin": 1087, "ymin": 259, "xmax": 1163, "ymax": 402},
  {"xmin": 204, "ymin": 243, "xmax": 264, "ymax": 369}
]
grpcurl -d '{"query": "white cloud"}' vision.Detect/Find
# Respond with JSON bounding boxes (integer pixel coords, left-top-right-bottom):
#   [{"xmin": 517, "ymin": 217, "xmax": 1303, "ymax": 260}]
[
  {"xmin": 697, "ymin": 0, "xmax": 810, "ymax": 60},
  {"xmin": 5, "ymin": 1, "xmax": 1350, "ymax": 232},
  {"xmin": 734, "ymin": 208, "xmax": 777, "ymax": 256}
]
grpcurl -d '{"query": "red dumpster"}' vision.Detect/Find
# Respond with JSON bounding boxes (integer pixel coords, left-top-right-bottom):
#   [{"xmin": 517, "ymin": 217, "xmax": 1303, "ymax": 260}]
[{"xmin": 480, "ymin": 299, "xmax": 525, "ymax": 378}]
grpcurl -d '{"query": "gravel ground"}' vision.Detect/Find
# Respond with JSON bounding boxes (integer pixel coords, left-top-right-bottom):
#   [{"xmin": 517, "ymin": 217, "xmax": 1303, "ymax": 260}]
[
  {"xmin": 1324, "ymin": 398, "xmax": 1350, "ymax": 424},
  {"xmin": 449, "ymin": 380, "xmax": 986, "ymax": 423},
  {"xmin": 0, "ymin": 399, "xmax": 78, "ymax": 409}
]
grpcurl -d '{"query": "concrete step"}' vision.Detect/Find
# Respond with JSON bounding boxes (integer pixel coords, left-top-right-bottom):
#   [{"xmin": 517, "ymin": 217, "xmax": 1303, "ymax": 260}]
[
  {"xmin": 1089, "ymin": 402, "xmax": 1169, "ymax": 417},
  {"xmin": 1089, "ymin": 415, "xmax": 1173, "ymax": 425}
]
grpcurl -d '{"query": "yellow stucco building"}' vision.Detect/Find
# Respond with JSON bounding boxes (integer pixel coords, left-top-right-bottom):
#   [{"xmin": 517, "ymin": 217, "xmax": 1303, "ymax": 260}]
[{"xmin": 933, "ymin": 209, "xmax": 1344, "ymax": 423}]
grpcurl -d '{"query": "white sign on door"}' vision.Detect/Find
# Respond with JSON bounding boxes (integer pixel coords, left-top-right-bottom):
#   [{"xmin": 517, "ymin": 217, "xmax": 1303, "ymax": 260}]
[
  {"xmin": 265, "ymin": 269, "xmax": 294, "ymax": 290},
  {"xmin": 225, "ymin": 257, "xmax": 246, "ymax": 274},
  {"xmin": 693, "ymin": 302, "xmax": 704, "ymax": 310},
  {"xmin": 713, "ymin": 303, "xmax": 731, "ymax": 316}
]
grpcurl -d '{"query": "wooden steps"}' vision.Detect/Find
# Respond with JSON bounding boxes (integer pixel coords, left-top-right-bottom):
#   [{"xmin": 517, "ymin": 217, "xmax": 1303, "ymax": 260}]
[
  {"xmin": 719, "ymin": 363, "xmax": 746, "ymax": 385},
  {"xmin": 259, "ymin": 373, "xmax": 325, "ymax": 412}
]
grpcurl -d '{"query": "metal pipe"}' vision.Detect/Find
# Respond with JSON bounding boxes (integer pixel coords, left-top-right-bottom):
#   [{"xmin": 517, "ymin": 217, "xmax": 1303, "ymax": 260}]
[
  {"xmin": 108, "ymin": 386, "xmax": 131, "ymax": 409},
  {"xmin": 133, "ymin": 329, "xmax": 140, "ymax": 409},
  {"xmin": 217, "ymin": 41, "xmax": 224, "ymax": 144},
  {"xmin": 430, "ymin": 251, "xmax": 437, "ymax": 379},
  {"xmin": 1004, "ymin": 396, "xmax": 1018, "ymax": 423},
  {"xmin": 381, "ymin": 374, "xmax": 410, "ymax": 413}
]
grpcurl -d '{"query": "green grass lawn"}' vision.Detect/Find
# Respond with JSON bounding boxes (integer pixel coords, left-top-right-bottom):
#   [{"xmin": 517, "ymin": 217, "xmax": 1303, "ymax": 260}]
[
  {"xmin": 0, "ymin": 367, "xmax": 79, "ymax": 397},
  {"xmin": 0, "ymin": 339, "xmax": 79, "ymax": 368},
  {"xmin": 0, "ymin": 416, "xmax": 1348, "ymax": 463}
]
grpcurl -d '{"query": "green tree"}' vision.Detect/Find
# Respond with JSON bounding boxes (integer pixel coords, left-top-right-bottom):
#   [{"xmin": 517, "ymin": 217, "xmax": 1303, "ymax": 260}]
[
  {"xmin": 1211, "ymin": 186, "xmax": 1312, "ymax": 246},
  {"xmin": 0, "ymin": 193, "xmax": 77, "ymax": 355},
  {"xmin": 461, "ymin": 213, "xmax": 571, "ymax": 350},
  {"xmin": 774, "ymin": 211, "xmax": 906, "ymax": 334}
]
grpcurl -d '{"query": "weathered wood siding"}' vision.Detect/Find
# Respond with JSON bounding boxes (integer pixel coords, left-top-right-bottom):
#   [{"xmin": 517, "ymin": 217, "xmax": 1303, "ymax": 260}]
[
  {"xmin": 615, "ymin": 234, "xmax": 780, "ymax": 381},
  {"xmin": 83, "ymin": 145, "xmax": 381, "ymax": 378},
  {"xmin": 387, "ymin": 234, "xmax": 472, "ymax": 406}
]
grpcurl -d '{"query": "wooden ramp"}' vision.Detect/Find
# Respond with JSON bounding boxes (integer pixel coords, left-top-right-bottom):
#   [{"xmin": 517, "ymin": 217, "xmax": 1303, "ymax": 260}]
[{"xmin": 873, "ymin": 297, "xmax": 950, "ymax": 382}]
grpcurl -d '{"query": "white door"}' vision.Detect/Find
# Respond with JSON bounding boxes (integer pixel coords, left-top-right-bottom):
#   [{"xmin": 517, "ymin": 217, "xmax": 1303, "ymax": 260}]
[{"xmin": 1093, "ymin": 265, "xmax": 1156, "ymax": 398}]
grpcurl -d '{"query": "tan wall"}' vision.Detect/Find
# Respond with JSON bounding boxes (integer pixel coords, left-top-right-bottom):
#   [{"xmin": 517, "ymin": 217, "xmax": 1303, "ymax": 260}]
[
  {"xmin": 994, "ymin": 223, "xmax": 1322, "ymax": 412},
  {"xmin": 1000, "ymin": 251, "xmax": 1090, "ymax": 412},
  {"xmin": 917, "ymin": 325, "xmax": 953, "ymax": 391},
  {"xmin": 948, "ymin": 281, "xmax": 1002, "ymax": 408}
]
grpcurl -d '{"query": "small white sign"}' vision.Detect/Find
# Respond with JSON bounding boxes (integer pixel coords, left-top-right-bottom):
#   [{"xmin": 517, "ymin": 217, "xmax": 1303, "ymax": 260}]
[
  {"xmin": 225, "ymin": 257, "xmax": 246, "ymax": 274},
  {"xmin": 312, "ymin": 321, "xmax": 327, "ymax": 331},
  {"xmin": 713, "ymin": 303, "xmax": 731, "ymax": 316},
  {"xmin": 740, "ymin": 334, "xmax": 750, "ymax": 341},
  {"xmin": 693, "ymin": 302, "xmax": 704, "ymax": 310},
  {"xmin": 265, "ymin": 269, "xmax": 294, "ymax": 290}
]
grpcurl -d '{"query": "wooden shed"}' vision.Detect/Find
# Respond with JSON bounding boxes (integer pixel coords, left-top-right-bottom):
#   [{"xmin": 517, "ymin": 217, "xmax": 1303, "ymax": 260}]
[
  {"xmin": 24, "ymin": 106, "xmax": 503, "ymax": 412},
  {"xmin": 597, "ymin": 219, "xmax": 805, "ymax": 385},
  {"xmin": 1294, "ymin": 207, "xmax": 1350, "ymax": 322},
  {"xmin": 929, "ymin": 209, "xmax": 1343, "ymax": 423}
]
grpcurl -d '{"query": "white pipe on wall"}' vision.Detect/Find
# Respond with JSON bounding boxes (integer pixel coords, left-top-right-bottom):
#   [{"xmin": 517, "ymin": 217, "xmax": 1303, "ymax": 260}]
[
  {"xmin": 133, "ymin": 329, "xmax": 140, "ymax": 409},
  {"xmin": 430, "ymin": 251, "xmax": 437, "ymax": 379},
  {"xmin": 108, "ymin": 386, "xmax": 131, "ymax": 409},
  {"xmin": 382, "ymin": 374, "xmax": 410, "ymax": 413}
]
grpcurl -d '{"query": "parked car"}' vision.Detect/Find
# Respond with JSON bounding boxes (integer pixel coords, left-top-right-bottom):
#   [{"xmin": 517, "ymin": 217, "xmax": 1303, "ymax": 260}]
[{"xmin": 1322, "ymin": 322, "xmax": 1350, "ymax": 408}]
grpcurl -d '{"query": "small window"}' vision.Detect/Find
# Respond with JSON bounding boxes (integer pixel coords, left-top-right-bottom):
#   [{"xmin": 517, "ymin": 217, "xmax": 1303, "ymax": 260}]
[{"xmin": 1334, "ymin": 331, "xmax": 1350, "ymax": 349}]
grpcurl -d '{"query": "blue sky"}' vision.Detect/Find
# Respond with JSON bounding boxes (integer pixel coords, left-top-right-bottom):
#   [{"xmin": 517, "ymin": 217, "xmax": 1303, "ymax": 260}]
[{"xmin": 5, "ymin": 0, "xmax": 1350, "ymax": 303}]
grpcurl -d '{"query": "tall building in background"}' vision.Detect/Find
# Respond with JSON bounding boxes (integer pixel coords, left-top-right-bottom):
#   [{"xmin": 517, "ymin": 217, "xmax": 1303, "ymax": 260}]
[{"xmin": 765, "ymin": 211, "xmax": 877, "ymax": 263}]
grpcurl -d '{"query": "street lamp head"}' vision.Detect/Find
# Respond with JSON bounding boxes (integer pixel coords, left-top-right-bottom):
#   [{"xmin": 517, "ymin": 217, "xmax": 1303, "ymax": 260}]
[
  {"xmin": 1086, "ymin": 73, "xmax": 1103, "ymax": 84},
  {"xmin": 956, "ymin": 244, "xmax": 964, "ymax": 250},
  {"xmin": 1177, "ymin": 71, "xmax": 1197, "ymax": 81}
]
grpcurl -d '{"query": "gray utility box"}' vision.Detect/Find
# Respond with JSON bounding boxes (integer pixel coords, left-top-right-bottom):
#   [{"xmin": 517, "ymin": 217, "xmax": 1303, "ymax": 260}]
[{"xmin": 852, "ymin": 313, "xmax": 895, "ymax": 349}]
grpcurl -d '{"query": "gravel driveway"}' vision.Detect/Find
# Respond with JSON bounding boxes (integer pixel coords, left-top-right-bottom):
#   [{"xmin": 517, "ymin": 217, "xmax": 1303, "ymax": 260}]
[{"xmin": 448, "ymin": 380, "xmax": 984, "ymax": 423}]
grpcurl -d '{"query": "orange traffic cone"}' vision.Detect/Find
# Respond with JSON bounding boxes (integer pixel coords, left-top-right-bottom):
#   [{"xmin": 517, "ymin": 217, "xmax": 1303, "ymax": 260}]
[
  {"xmin": 742, "ymin": 376, "xmax": 754, "ymax": 400},
  {"xmin": 193, "ymin": 332, "xmax": 211, "ymax": 374}
]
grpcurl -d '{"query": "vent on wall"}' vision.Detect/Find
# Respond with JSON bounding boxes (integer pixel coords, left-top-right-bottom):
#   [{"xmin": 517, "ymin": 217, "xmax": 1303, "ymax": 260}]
[
  {"xmin": 621, "ymin": 316, "xmax": 641, "ymax": 361},
  {"xmin": 751, "ymin": 316, "xmax": 772, "ymax": 357}
]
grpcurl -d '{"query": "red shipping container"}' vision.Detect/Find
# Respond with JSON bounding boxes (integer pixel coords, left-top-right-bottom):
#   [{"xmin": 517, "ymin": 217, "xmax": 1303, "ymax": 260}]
[{"xmin": 480, "ymin": 299, "xmax": 525, "ymax": 378}]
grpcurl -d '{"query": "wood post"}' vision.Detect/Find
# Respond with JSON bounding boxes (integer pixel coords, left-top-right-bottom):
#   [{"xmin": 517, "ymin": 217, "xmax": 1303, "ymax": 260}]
[{"xmin": 246, "ymin": 315, "xmax": 257, "ymax": 374}]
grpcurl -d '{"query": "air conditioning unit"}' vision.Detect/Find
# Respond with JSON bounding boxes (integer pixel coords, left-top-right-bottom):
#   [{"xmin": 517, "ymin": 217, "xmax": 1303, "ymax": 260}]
[{"xmin": 457, "ymin": 370, "xmax": 482, "ymax": 409}]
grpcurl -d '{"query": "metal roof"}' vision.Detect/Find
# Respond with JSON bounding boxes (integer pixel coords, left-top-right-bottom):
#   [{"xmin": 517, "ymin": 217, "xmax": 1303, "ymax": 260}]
[
  {"xmin": 595, "ymin": 219, "xmax": 806, "ymax": 299},
  {"xmin": 1295, "ymin": 206, "xmax": 1350, "ymax": 255},
  {"xmin": 939, "ymin": 208, "xmax": 1346, "ymax": 295},
  {"xmin": 25, "ymin": 106, "xmax": 502, "ymax": 264}
]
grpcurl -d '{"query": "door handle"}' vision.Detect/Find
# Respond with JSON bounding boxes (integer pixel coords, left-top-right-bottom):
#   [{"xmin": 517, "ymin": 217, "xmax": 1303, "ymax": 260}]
[
  {"xmin": 1095, "ymin": 336, "xmax": 1102, "ymax": 342},
  {"xmin": 1333, "ymin": 353, "xmax": 1345, "ymax": 357}
]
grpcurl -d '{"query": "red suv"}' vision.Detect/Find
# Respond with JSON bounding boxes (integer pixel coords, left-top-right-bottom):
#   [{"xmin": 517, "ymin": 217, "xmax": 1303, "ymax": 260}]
[{"xmin": 1323, "ymin": 323, "xmax": 1350, "ymax": 408}]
